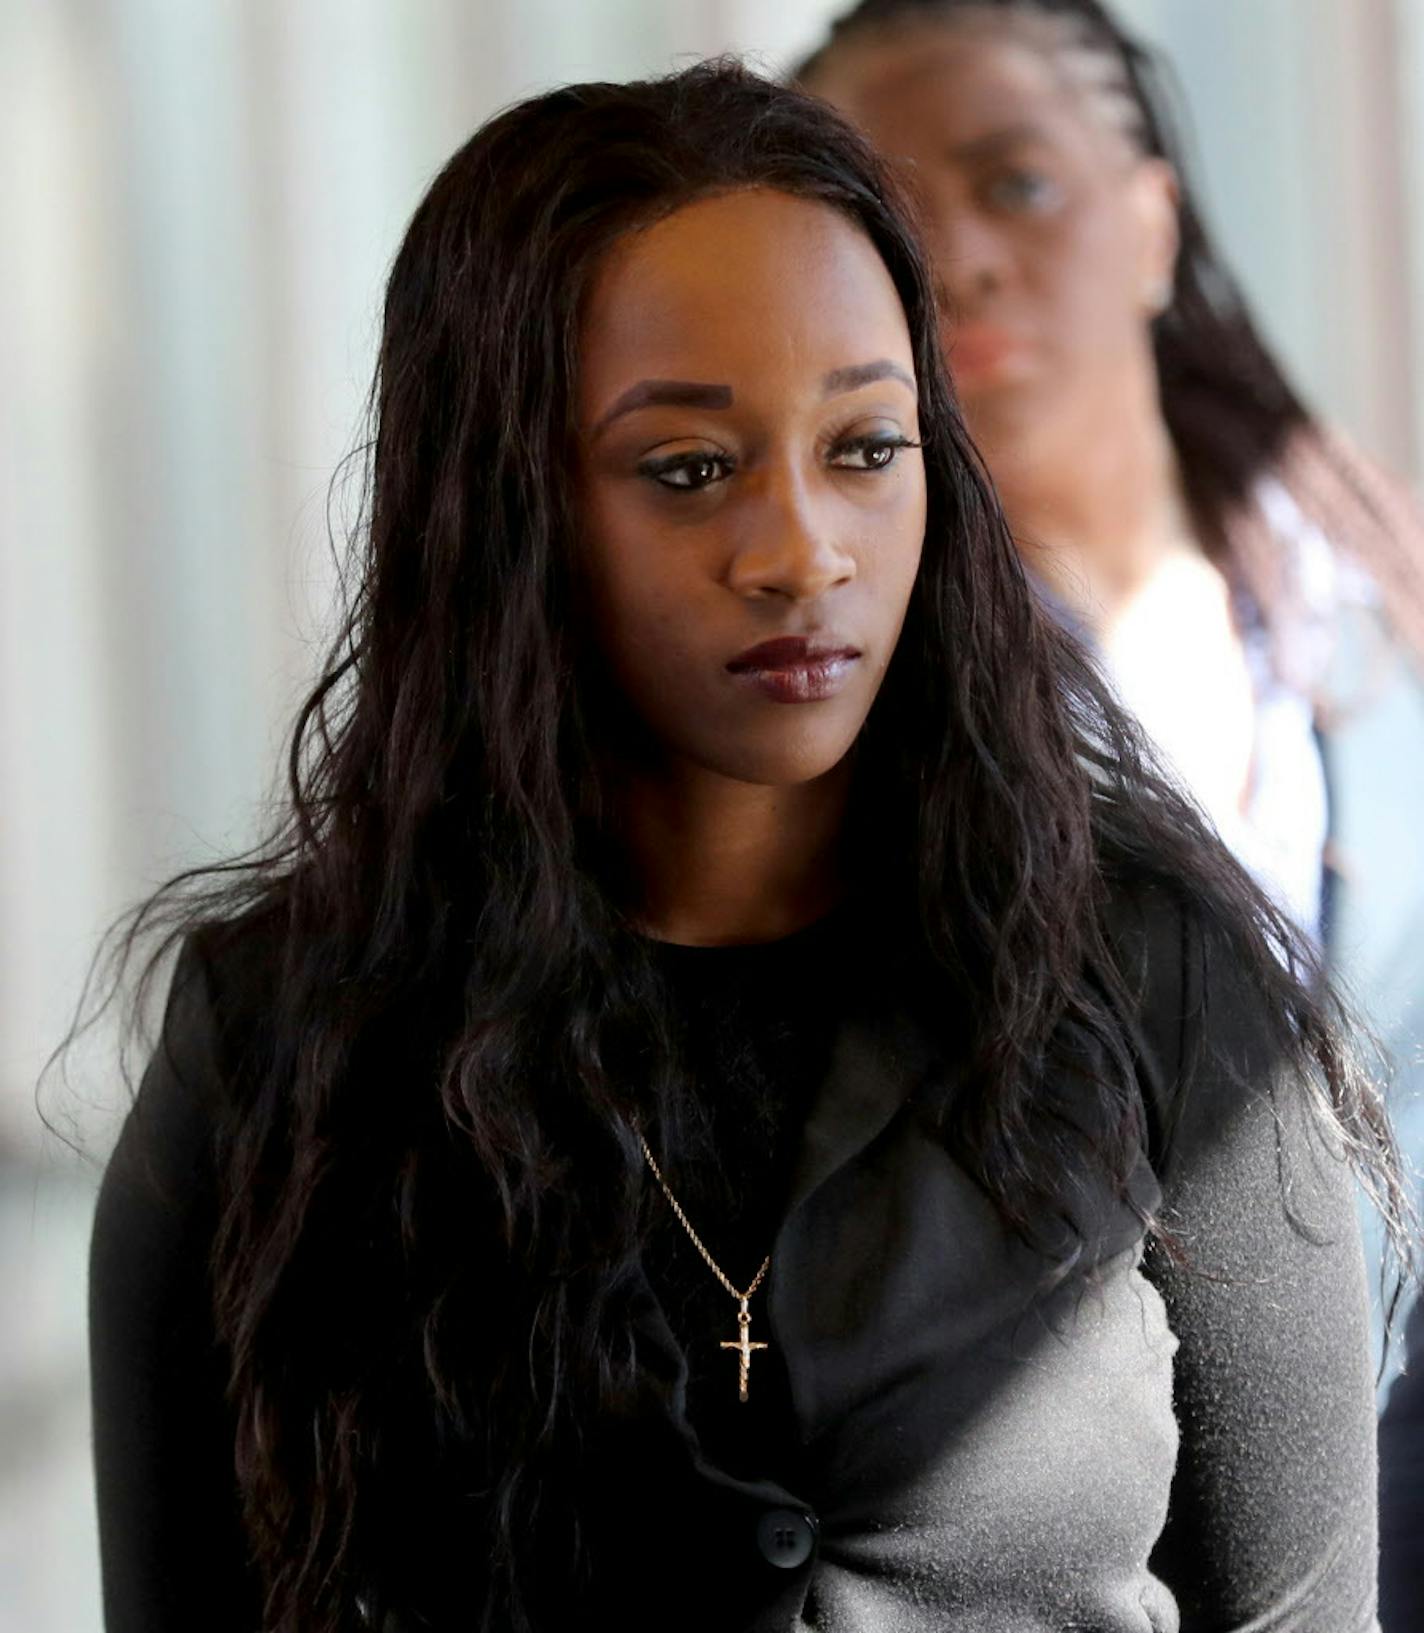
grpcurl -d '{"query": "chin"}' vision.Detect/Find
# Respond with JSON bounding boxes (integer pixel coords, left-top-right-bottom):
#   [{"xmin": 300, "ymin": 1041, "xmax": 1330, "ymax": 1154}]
[{"xmin": 685, "ymin": 719, "xmax": 864, "ymax": 789}]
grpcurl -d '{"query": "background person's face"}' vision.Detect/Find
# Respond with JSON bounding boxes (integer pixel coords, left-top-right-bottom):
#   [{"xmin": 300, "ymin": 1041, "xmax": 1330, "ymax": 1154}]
[
  {"xmin": 575, "ymin": 187, "xmax": 926, "ymax": 788},
  {"xmin": 816, "ymin": 28, "xmax": 1178, "ymax": 452}
]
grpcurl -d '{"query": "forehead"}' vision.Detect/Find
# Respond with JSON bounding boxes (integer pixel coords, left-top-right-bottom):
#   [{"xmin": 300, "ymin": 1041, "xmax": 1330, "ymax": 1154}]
[
  {"xmin": 577, "ymin": 189, "xmax": 913, "ymax": 409},
  {"xmin": 821, "ymin": 26, "xmax": 1126, "ymax": 165}
]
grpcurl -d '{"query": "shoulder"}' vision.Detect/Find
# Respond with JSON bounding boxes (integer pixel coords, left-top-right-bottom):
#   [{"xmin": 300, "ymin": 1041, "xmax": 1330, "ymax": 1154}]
[
  {"xmin": 185, "ymin": 906, "xmax": 291, "ymax": 1064},
  {"xmin": 97, "ymin": 908, "xmax": 289, "ymax": 1216},
  {"xmin": 1097, "ymin": 868, "xmax": 1310, "ymax": 1184}
]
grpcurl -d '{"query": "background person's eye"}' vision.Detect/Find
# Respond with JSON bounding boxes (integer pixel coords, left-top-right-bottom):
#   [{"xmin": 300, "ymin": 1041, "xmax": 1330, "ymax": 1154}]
[
  {"xmin": 982, "ymin": 168, "xmax": 1063, "ymax": 214},
  {"xmin": 638, "ymin": 451, "xmax": 734, "ymax": 491},
  {"xmin": 828, "ymin": 434, "xmax": 921, "ymax": 472}
]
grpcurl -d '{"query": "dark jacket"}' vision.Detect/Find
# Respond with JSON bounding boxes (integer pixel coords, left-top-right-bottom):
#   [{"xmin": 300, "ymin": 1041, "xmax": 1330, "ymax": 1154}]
[{"xmin": 89, "ymin": 883, "xmax": 1379, "ymax": 1631}]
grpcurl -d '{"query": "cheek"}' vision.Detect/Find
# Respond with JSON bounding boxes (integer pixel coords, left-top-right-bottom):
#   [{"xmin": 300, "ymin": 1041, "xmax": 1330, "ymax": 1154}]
[
  {"xmin": 579, "ymin": 486, "xmax": 716, "ymax": 691},
  {"xmin": 1020, "ymin": 202, "xmax": 1148, "ymax": 354},
  {"xmin": 602, "ymin": 579, "xmax": 701, "ymax": 702},
  {"xmin": 859, "ymin": 480, "xmax": 928, "ymax": 653},
  {"xmin": 890, "ymin": 484, "xmax": 929, "ymax": 589}
]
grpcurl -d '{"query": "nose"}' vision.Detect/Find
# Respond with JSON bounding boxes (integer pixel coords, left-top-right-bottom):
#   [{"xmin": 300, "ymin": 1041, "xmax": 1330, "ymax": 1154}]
[
  {"xmin": 725, "ymin": 465, "xmax": 856, "ymax": 603},
  {"xmin": 921, "ymin": 196, "xmax": 1008, "ymax": 312}
]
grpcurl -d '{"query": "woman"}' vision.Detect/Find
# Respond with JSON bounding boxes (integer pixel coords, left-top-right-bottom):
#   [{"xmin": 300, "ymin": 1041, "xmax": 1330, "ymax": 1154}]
[
  {"xmin": 89, "ymin": 62, "xmax": 1403, "ymax": 1633},
  {"xmin": 797, "ymin": 0, "xmax": 1424, "ymax": 944}
]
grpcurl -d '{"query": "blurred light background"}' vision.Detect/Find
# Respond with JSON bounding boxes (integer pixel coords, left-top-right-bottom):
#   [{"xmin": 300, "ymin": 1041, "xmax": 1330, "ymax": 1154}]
[{"xmin": 2, "ymin": 2, "xmax": 1422, "ymax": 1627}]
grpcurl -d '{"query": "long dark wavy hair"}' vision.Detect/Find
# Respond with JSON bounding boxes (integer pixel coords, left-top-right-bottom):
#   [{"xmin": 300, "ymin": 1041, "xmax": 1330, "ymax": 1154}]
[
  {"xmin": 97, "ymin": 58, "xmax": 1407, "ymax": 1633},
  {"xmin": 794, "ymin": 0, "xmax": 1397, "ymax": 569}
]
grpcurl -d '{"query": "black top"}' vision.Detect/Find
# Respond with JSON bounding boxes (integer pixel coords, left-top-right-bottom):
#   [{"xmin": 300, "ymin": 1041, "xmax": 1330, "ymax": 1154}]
[
  {"xmin": 89, "ymin": 884, "xmax": 1380, "ymax": 1631},
  {"xmin": 640, "ymin": 908, "xmax": 863, "ymax": 1487}
]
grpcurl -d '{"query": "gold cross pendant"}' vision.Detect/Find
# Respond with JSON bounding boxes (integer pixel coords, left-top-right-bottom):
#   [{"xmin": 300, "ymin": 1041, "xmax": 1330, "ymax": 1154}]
[{"xmin": 720, "ymin": 1297, "xmax": 769, "ymax": 1403}]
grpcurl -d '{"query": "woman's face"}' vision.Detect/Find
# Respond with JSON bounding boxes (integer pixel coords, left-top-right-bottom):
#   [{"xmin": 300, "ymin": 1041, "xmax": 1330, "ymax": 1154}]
[
  {"xmin": 812, "ymin": 23, "xmax": 1178, "ymax": 450},
  {"xmin": 576, "ymin": 187, "xmax": 926, "ymax": 788}
]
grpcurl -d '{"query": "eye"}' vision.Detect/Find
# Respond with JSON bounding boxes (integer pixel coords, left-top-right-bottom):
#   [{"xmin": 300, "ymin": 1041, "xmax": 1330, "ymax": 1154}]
[
  {"xmin": 982, "ymin": 167, "xmax": 1063, "ymax": 214},
  {"xmin": 828, "ymin": 434, "xmax": 922, "ymax": 472},
  {"xmin": 638, "ymin": 450, "xmax": 735, "ymax": 491}
]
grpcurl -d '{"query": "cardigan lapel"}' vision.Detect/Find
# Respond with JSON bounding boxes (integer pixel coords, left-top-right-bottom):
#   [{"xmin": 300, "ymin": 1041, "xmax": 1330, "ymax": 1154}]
[
  {"xmin": 621, "ymin": 996, "xmax": 938, "ymax": 1424},
  {"xmin": 622, "ymin": 996, "xmax": 936, "ymax": 1390},
  {"xmin": 781, "ymin": 997, "xmax": 941, "ymax": 1219}
]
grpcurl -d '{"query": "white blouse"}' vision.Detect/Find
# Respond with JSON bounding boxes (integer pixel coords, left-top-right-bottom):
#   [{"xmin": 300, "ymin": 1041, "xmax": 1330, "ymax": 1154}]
[{"xmin": 1097, "ymin": 477, "xmax": 1368, "ymax": 944}]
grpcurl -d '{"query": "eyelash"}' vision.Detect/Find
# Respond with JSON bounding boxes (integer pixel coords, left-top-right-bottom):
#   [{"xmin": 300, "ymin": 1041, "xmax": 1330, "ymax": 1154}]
[{"xmin": 639, "ymin": 434, "xmax": 922, "ymax": 492}]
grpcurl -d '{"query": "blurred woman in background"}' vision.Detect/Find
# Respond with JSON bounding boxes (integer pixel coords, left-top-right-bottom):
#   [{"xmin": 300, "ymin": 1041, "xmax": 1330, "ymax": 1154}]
[{"xmin": 798, "ymin": 0, "xmax": 1424, "ymax": 944}]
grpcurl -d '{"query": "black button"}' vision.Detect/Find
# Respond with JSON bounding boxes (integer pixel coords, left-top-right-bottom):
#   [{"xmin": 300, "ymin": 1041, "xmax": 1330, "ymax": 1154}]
[{"xmin": 756, "ymin": 1507, "xmax": 817, "ymax": 1569}]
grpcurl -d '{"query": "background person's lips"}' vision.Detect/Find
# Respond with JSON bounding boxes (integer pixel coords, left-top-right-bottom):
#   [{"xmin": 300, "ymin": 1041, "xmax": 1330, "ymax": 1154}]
[{"xmin": 948, "ymin": 325, "xmax": 1028, "ymax": 382}]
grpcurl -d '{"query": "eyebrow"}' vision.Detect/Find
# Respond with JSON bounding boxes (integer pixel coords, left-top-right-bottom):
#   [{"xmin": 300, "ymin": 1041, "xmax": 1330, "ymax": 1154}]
[
  {"xmin": 594, "ymin": 380, "xmax": 733, "ymax": 432},
  {"xmin": 946, "ymin": 122, "xmax": 1057, "ymax": 163},
  {"xmin": 595, "ymin": 359, "xmax": 916, "ymax": 433},
  {"xmin": 821, "ymin": 359, "xmax": 916, "ymax": 396}
]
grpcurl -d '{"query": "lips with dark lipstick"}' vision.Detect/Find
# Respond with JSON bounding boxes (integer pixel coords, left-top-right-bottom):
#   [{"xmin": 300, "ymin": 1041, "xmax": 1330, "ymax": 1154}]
[{"xmin": 726, "ymin": 636, "xmax": 862, "ymax": 704}]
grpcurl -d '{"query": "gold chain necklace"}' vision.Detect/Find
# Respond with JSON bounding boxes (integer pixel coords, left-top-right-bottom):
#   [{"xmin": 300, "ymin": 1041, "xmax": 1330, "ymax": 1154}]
[{"xmin": 638, "ymin": 1132, "xmax": 772, "ymax": 1403}]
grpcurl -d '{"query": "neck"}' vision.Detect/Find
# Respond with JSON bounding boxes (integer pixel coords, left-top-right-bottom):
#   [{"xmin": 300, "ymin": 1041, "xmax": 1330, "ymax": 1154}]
[
  {"xmin": 970, "ymin": 351, "xmax": 1190, "ymax": 628},
  {"xmin": 613, "ymin": 757, "xmax": 853, "ymax": 946}
]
